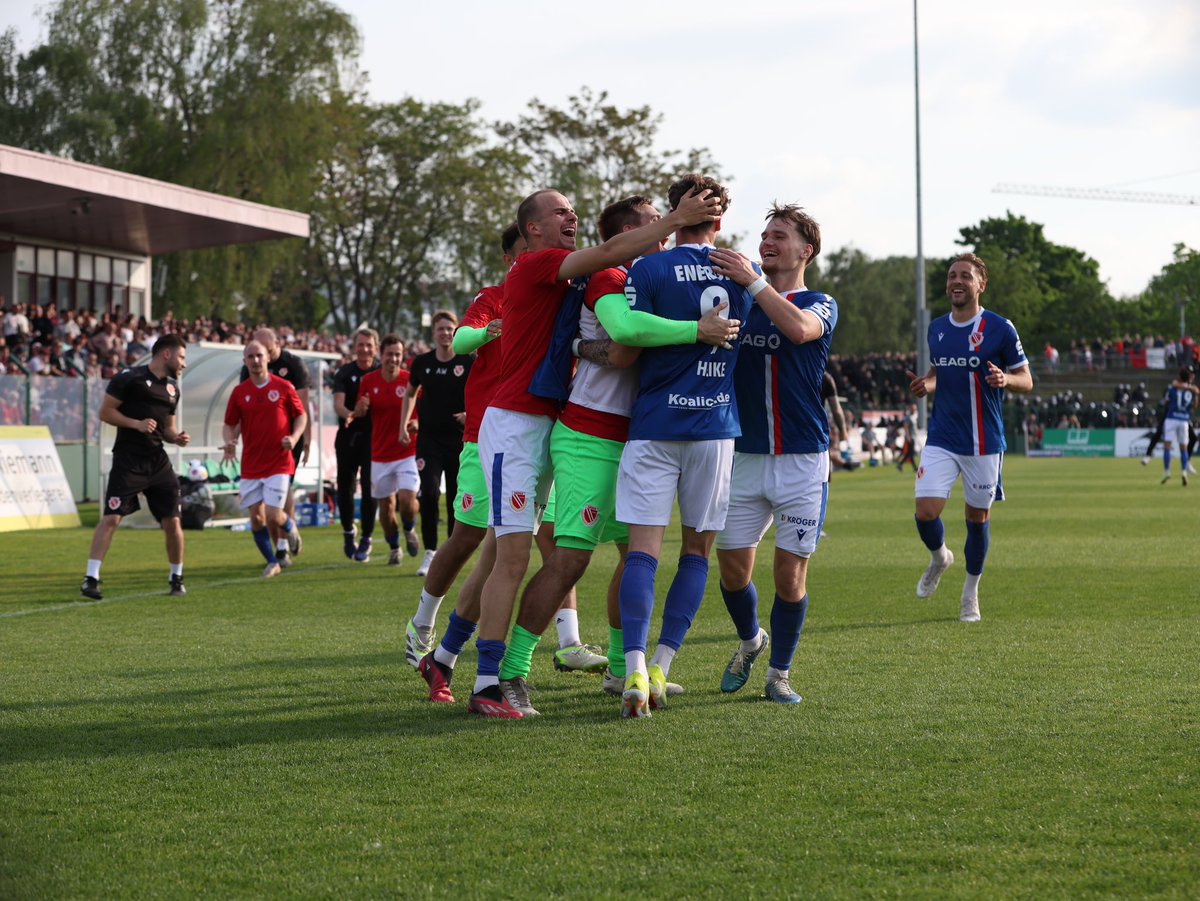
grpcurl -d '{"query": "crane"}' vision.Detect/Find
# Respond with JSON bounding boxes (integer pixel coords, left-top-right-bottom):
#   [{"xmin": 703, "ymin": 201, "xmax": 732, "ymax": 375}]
[{"xmin": 993, "ymin": 183, "xmax": 1199, "ymax": 206}]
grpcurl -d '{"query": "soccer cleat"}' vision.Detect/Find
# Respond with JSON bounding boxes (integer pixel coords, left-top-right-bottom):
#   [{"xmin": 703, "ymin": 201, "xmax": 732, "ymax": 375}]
[
  {"xmin": 276, "ymin": 549, "xmax": 292, "ymax": 569},
  {"xmin": 404, "ymin": 619, "xmax": 436, "ymax": 670},
  {"xmin": 1189, "ymin": 462, "xmax": 1198, "ymax": 475},
  {"xmin": 416, "ymin": 548, "xmax": 436, "ymax": 577},
  {"xmin": 666, "ymin": 679, "xmax": 684, "ymax": 697},
  {"xmin": 499, "ymin": 677, "xmax": 539, "ymax": 716},
  {"xmin": 1161, "ymin": 474, "xmax": 1171, "ymax": 485},
  {"xmin": 287, "ymin": 525, "xmax": 302, "ymax": 556},
  {"xmin": 553, "ymin": 643, "xmax": 609, "ymax": 673},
  {"xmin": 764, "ymin": 674, "xmax": 803, "ymax": 705},
  {"xmin": 387, "ymin": 548, "xmax": 402, "ymax": 567},
  {"xmin": 418, "ymin": 653, "xmax": 455, "ymax": 704},
  {"xmin": 467, "ymin": 686, "xmax": 524, "ymax": 719},
  {"xmin": 1141, "ymin": 456, "xmax": 1150, "ymax": 466},
  {"xmin": 721, "ymin": 629, "xmax": 770, "ymax": 693},
  {"xmin": 168, "ymin": 575, "xmax": 187, "ymax": 597},
  {"xmin": 80, "ymin": 576, "xmax": 103, "ymax": 601},
  {"xmin": 647, "ymin": 663, "xmax": 668, "ymax": 710},
  {"xmin": 960, "ymin": 594, "xmax": 981, "ymax": 623},
  {"xmin": 262, "ymin": 561, "xmax": 282, "ymax": 579},
  {"xmin": 601, "ymin": 667, "xmax": 624, "ymax": 695},
  {"xmin": 916, "ymin": 548, "xmax": 954, "ymax": 598},
  {"xmin": 404, "ymin": 529, "xmax": 420, "ymax": 558},
  {"xmin": 621, "ymin": 672, "xmax": 651, "ymax": 718},
  {"xmin": 343, "ymin": 528, "xmax": 357, "ymax": 559},
  {"xmin": 1184, "ymin": 472, "xmax": 1190, "ymax": 487},
  {"xmin": 353, "ymin": 537, "xmax": 372, "ymax": 563}
]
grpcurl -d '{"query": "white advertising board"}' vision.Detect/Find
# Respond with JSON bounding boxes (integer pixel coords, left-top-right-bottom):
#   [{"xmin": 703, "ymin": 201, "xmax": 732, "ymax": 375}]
[{"xmin": 0, "ymin": 426, "xmax": 81, "ymax": 531}]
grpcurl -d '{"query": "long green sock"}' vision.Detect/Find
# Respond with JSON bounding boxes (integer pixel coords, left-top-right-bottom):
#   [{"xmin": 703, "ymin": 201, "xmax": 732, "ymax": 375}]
[
  {"xmin": 608, "ymin": 626, "xmax": 626, "ymax": 678},
  {"xmin": 498, "ymin": 625, "xmax": 540, "ymax": 681}
]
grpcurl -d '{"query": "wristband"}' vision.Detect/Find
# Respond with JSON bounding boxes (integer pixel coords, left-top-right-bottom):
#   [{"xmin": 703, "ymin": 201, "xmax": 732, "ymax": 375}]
[
  {"xmin": 747, "ymin": 275, "xmax": 769, "ymax": 298},
  {"xmin": 572, "ymin": 338, "xmax": 582, "ymax": 357}
]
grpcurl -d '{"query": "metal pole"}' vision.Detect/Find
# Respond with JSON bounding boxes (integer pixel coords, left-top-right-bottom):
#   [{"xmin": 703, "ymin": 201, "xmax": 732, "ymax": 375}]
[{"xmin": 913, "ymin": 0, "xmax": 929, "ymax": 428}]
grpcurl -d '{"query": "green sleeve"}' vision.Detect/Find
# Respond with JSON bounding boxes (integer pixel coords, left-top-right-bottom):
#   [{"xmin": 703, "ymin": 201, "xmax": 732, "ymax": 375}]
[
  {"xmin": 593, "ymin": 294, "xmax": 698, "ymax": 347},
  {"xmin": 453, "ymin": 325, "xmax": 491, "ymax": 354}
]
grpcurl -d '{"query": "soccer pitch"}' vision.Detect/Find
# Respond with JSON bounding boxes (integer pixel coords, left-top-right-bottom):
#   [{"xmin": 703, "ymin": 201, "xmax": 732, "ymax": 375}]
[{"xmin": 1, "ymin": 457, "xmax": 1196, "ymax": 899}]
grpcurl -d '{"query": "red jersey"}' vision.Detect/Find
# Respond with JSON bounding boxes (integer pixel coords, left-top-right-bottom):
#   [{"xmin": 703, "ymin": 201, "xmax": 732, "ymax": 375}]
[
  {"xmin": 489, "ymin": 247, "xmax": 572, "ymax": 419},
  {"xmin": 360, "ymin": 368, "xmax": 417, "ymax": 463},
  {"xmin": 458, "ymin": 285, "xmax": 504, "ymax": 443},
  {"xmin": 224, "ymin": 374, "xmax": 305, "ymax": 479},
  {"xmin": 560, "ymin": 266, "xmax": 633, "ymax": 443}
]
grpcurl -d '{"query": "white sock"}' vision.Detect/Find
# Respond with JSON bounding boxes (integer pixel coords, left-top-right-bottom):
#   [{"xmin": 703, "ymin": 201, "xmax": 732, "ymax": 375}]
[
  {"xmin": 555, "ymin": 608, "xmax": 581, "ymax": 649},
  {"xmin": 767, "ymin": 666, "xmax": 788, "ymax": 682},
  {"xmin": 276, "ymin": 537, "xmax": 288, "ymax": 551},
  {"xmin": 169, "ymin": 563, "xmax": 183, "ymax": 578},
  {"xmin": 413, "ymin": 590, "xmax": 444, "ymax": 631},
  {"xmin": 740, "ymin": 628, "xmax": 764, "ymax": 655},
  {"xmin": 473, "ymin": 674, "xmax": 499, "ymax": 693},
  {"xmin": 650, "ymin": 644, "xmax": 676, "ymax": 676},
  {"xmin": 935, "ymin": 545, "xmax": 951, "ymax": 564},
  {"xmin": 434, "ymin": 645, "xmax": 458, "ymax": 669},
  {"xmin": 963, "ymin": 573, "xmax": 982, "ymax": 597},
  {"xmin": 626, "ymin": 650, "xmax": 647, "ymax": 678},
  {"xmin": 86, "ymin": 559, "xmax": 102, "ymax": 579}
]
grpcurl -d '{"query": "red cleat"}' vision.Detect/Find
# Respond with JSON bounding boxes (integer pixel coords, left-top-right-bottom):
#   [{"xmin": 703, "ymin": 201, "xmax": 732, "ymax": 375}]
[
  {"xmin": 466, "ymin": 687, "xmax": 524, "ymax": 719},
  {"xmin": 418, "ymin": 653, "xmax": 455, "ymax": 704}
]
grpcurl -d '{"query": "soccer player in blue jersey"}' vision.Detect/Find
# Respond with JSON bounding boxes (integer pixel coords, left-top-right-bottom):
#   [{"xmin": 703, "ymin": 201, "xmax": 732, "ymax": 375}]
[
  {"xmin": 708, "ymin": 204, "xmax": 836, "ymax": 704},
  {"xmin": 1160, "ymin": 368, "xmax": 1195, "ymax": 486},
  {"xmin": 906, "ymin": 253, "xmax": 1033, "ymax": 623},
  {"xmin": 614, "ymin": 173, "xmax": 754, "ymax": 717}
]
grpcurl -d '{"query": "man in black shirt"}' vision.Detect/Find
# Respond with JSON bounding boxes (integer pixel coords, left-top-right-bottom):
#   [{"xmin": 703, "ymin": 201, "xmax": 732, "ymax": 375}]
[
  {"xmin": 81, "ymin": 334, "xmax": 191, "ymax": 600},
  {"xmin": 401, "ymin": 311, "xmax": 472, "ymax": 576},
  {"xmin": 240, "ymin": 327, "xmax": 311, "ymax": 551},
  {"xmin": 332, "ymin": 328, "xmax": 381, "ymax": 560}
]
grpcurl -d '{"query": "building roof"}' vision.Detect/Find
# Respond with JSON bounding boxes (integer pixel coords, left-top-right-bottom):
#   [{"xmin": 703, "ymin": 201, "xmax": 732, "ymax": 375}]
[{"xmin": 0, "ymin": 144, "xmax": 310, "ymax": 255}]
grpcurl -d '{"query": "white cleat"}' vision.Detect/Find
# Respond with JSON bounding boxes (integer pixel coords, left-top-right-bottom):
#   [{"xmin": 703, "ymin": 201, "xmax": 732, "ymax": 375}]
[
  {"xmin": 917, "ymin": 548, "xmax": 954, "ymax": 598},
  {"xmin": 262, "ymin": 561, "xmax": 282, "ymax": 579},
  {"xmin": 960, "ymin": 594, "xmax": 981, "ymax": 623},
  {"xmin": 416, "ymin": 548, "xmax": 436, "ymax": 577}
]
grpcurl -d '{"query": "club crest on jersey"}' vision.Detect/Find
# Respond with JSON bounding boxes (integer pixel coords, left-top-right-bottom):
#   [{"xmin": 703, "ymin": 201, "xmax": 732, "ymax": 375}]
[
  {"xmin": 166, "ymin": 384, "xmax": 177, "ymax": 397},
  {"xmin": 461, "ymin": 493, "xmax": 474, "ymax": 511},
  {"xmin": 580, "ymin": 505, "xmax": 599, "ymax": 527},
  {"xmin": 279, "ymin": 367, "xmax": 288, "ymax": 376},
  {"xmin": 107, "ymin": 497, "xmax": 121, "ymax": 511},
  {"xmin": 395, "ymin": 385, "xmax": 404, "ymax": 397},
  {"xmin": 509, "ymin": 492, "xmax": 527, "ymax": 512},
  {"xmin": 244, "ymin": 394, "xmax": 251, "ymax": 402},
  {"xmin": 268, "ymin": 390, "xmax": 280, "ymax": 402},
  {"xmin": 454, "ymin": 365, "xmax": 464, "ymax": 377},
  {"xmin": 968, "ymin": 330, "xmax": 984, "ymax": 350}
]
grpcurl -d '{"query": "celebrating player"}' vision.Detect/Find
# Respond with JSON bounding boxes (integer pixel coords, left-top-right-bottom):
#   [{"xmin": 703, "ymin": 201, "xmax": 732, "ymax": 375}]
[
  {"xmin": 332, "ymin": 327, "xmax": 380, "ymax": 560},
  {"xmin": 709, "ymin": 204, "xmax": 837, "ymax": 705},
  {"xmin": 1159, "ymin": 368, "xmax": 1194, "ymax": 486},
  {"xmin": 355, "ymin": 335, "xmax": 420, "ymax": 566},
  {"xmin": 223, "ymin": 340, "xmax": 307, "ymax": 577},
  {"xmin": 906, "ymin": 253, "xmax": 1033, "ymax": 622},
  {"xmin": 80, "ymin": 334, "xmax": 190, "ymax": 600}
]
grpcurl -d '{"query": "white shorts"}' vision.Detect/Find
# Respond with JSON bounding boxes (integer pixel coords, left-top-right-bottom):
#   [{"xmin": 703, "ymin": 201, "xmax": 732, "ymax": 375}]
[
  {"xmin": 915, "ymin": 444, "xmax": 1004, "ymax": 508},
  {"xmin": 1163, "ymin": 419, "xmax": 1189, "ymax": 447},
  {"xmin": 240, "ymin": 473, "xmax": 290, "ymax": 510},
  {"xmin": 717, "ymin": 452, "xmax": 829, "ymax": 557},
  {"xmin": 371, "ymin": 457, "xmax": 419, "ymax": 498},
  {"xmin": 478, "ymin": 406, "xmax": 553, "ymax": 537},
  {"xmin": 616, "ymin": 439, "xmax": 735, "ymax": 532}
]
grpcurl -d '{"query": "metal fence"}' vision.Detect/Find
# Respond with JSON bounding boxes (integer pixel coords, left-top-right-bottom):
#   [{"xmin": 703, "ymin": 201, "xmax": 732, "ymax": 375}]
[{"xmin": 0, "ymin": 373, "xmax": 107, "ymax": 442}]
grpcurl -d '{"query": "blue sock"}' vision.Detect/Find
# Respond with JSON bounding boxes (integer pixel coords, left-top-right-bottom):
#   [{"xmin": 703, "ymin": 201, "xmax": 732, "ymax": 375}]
[
  {"xmin": 915, "ymin": 516, "xmax": 945, "ymax": 552},
  {"xmin": 1182, "ymin": 451, "xmax": 1190, "ymax": 474},
  {"xmin": 769, "ymin": 593, "xmax": 808, "ymax": 671},
  {"xmin": 281, "ymin": 517, "xmax": 294, "ymax": 534},
  {"xmin": 964, "ymin": 520, "xmax": 990, "ymax": 576},
  {"xmin": 440, "ymin": 611, "xmax": 476, "ymax": 657},
  {"xmin": 1163, "ymin": 448, "xmax": 1171, "ymax": 474},
  {"xmin": 619, "ymin": 552, "xmax": 659, "ymax": 654},
  {"xmin": 475, "ymin": 639, "xmax": 506, "ymax": 678},
  {"xmin": 721, "ymin": 580, "xmax": 760, "ymax": 641},
  {"xmin": 386, "ymin": 532, "xmax": 400, "ymax": 550},
  {"xmin": 252, "ymin": 528, "xmax": 276, "ymax": 564},
  {"xmin": 401, "ymin": 518, "xmax": 415, "ymax": 532},
  {"xmin": 657, "ymin": 554, "xmax": 709, "ymax": 651}
]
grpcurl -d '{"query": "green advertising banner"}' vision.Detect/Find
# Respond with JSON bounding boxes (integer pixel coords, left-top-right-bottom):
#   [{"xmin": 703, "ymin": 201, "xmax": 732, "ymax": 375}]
[{"xmin": 1035, "ymin": 428, "xmax": 1116, "ymax": 457}]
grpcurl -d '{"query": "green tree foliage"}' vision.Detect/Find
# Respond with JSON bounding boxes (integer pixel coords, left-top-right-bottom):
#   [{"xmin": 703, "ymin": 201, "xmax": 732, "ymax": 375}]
[
  {"xmin": 1133, "ymin": 244, "xmax": 1200, "ymax": 340},
  {"xmin": 808, "ymin": 248, "xmax": 917, "ymax": 355}
]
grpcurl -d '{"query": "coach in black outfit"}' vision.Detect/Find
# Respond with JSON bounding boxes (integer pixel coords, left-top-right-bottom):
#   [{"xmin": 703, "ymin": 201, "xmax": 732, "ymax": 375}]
[
  {"xmin": 402, "ymin": 311, "xmax": 472, "ymax": 574},
  {"xmin": 240, "ymin": 327, "xmax": 311, "ymax": 533},
  {"xmin": 332, "ymin": 327, "xmax": 380, "ymax": 560},
  {"xmin": 80, "ymin": 334, "xmax": 190, "ymax": 600}
]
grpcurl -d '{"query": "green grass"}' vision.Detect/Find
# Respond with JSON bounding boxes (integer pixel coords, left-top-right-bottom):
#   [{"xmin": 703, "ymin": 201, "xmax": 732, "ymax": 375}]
[{"xmin": 1, "ymin": 458, "xmax": 1197, "ymax": 899}]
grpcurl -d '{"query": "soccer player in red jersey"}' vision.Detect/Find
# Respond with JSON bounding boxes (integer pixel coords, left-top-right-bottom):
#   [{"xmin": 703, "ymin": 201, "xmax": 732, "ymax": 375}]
[
  {"xmin": 355, "ymin": 334, "xmax": 420, "ymax": 567},
  {"xmin": 223, "ymin": 340, "xmax": 307, "ymax": 578}
]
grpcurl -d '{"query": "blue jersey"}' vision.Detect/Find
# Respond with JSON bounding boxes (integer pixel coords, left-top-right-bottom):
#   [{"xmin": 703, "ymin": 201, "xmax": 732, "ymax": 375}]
[
  {"xmin": 625, "ymin": 245, "xmax": 754, "ymax": 441},
  {"xmin": 734, "ymin": 290, "xmax": 838, "ymax": 454},
  {"xmin": 926, "ymin": 309, "xmax": 1028, "ymax": 456},
  {"xmin": 1165, "ymin": 384, "xmax": 1195, "ymax": 421}
]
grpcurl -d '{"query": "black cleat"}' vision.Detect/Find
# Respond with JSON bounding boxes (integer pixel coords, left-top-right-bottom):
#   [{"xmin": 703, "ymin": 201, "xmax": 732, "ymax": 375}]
[
  {"xmin": 276, "ymin": 549, "xmax": 292, "ymax": 569},
  {"xmin": 80, "ymin": 576, "xmax": 103, "ymax": 601},
  {"xmin": 168, "ymin": 575, "xmax": 187, "ymax": 597},
  {"xmin": 342, "ymin": 529, "xmax": 357, "ymax": 559}
]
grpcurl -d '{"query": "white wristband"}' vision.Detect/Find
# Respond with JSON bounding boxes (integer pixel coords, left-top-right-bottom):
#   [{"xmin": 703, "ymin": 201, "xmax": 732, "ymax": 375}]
[
  {"xmin": 747, "ymin": 275, "xmax": 769, "ymax": 297},
  {"xmin": 571, "ymin": 338, "xmax": 583, "ymax": 357}
]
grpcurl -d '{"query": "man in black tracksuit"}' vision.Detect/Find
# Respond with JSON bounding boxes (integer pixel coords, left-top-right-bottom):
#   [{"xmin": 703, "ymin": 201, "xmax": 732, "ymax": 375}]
[{"xmin": 332, "ymin": 328, "xmax": 380, "ymax": 561}]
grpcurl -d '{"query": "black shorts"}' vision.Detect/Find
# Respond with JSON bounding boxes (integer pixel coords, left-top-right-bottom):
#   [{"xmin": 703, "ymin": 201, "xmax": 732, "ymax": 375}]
[{"xmin": 104, "ymin": 453, "xmax": 181, "ymax": 521}]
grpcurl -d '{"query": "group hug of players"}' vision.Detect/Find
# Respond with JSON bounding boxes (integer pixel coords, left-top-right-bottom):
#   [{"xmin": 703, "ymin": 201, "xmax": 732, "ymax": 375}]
[{"xmin": 82, "ymin": 171, "xmax": 1036, "ymax": 720}]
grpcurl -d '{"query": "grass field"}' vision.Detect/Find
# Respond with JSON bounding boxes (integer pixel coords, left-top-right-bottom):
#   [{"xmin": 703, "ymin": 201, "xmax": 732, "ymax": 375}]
[{"xmin": 1, "ymin": 457, "xmax": 1197, "ymax": 899}]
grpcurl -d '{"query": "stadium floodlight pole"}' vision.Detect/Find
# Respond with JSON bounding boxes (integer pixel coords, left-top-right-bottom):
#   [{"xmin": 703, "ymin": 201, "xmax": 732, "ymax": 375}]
[{"xmin": 913, "ymin": 0, "xmax": 929, "ymax": 429}]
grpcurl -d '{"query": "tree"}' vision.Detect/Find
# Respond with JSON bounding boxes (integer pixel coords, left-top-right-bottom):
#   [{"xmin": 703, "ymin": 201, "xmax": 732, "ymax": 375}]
[
  {"xmin": 807, "ymin": 248, "xmax": 917, "ymax": 355},
  {"xmin": 1135, "ymin": 244, "xmax": 1200, "ymax": 340}
]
